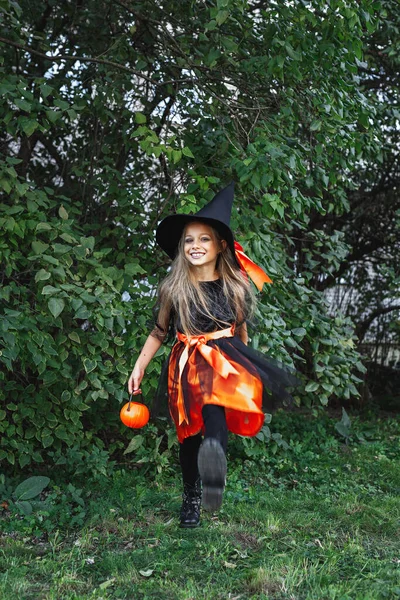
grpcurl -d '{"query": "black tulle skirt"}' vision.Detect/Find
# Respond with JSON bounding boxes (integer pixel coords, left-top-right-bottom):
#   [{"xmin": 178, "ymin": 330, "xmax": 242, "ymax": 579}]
[{"xmin": 152, "ymin": 332, "xmax": 300, "ymax": 443}]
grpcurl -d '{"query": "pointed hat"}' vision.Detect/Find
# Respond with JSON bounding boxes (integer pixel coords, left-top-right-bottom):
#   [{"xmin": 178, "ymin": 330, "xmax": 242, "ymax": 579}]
[
  {"xmin": 156, "ymin": 181, "xmax": 237, "ymax": 263},
  {"xmin": 155, "ymin": 181, "xmax": 273, "ymax": 290}
]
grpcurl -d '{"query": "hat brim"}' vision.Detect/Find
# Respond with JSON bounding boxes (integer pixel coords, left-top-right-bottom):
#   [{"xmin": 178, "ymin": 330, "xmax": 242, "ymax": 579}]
[{"xmin": 156, "ymin": 214, "xmax": 239, "ymax": 267}]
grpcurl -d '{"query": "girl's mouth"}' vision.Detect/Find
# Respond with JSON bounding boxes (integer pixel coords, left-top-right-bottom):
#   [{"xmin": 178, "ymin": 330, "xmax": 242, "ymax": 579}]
[{"xmin": 190, "ymin": 253, "xmax": 205, "ymax": 259}]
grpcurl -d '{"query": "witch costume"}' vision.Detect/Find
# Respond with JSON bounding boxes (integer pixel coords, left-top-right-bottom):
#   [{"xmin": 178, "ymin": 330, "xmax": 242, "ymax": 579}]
[{"xmin": 152, "ymin": 182, "xmax": 298, "ymax": 527}]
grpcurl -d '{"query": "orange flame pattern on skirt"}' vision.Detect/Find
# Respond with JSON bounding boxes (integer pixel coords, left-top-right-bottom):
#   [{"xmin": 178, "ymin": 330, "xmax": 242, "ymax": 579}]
[{"xmin": 168, "ymin": 326, "xmax": 265, "ymax": 443}]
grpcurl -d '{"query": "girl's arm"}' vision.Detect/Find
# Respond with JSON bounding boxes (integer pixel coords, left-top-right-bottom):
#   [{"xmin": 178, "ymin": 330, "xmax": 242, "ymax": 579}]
[
  {"xmin": 128, "ymin": 334, "xmax": 163, "ymax": 394},
  {"xmin": 128, "ymin": 297, "xmax": 171, "ymax": 394}
]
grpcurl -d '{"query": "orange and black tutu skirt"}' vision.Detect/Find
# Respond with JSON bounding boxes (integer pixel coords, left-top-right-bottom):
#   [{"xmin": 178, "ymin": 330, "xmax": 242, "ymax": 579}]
[{"xmin": 154, "ymin": 326, "xmax": 298, "ymax": 444}]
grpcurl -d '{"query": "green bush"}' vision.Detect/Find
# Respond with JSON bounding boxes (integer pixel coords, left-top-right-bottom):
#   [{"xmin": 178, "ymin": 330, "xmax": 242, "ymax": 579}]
[
  {"xmin": 0, "ymin": 473, "xmax": 87, "ymax": 535},
  {"xmin": 1, "ymin": 0, "xmax": 380, "ymax": 474}
]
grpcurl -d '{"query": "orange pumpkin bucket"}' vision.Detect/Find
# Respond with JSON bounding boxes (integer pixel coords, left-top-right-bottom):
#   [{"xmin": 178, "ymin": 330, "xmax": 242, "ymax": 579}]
[{"xmin": 120, "ymin": 390, "xmax": 150, "ymax": 429}]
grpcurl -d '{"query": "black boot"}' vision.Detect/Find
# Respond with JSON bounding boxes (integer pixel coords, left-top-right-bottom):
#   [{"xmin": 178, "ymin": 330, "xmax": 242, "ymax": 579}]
[
  {"xmin": 197, "ymin": 438, "xmax": 227, "ymax": 512},
  {"xmin": 179, "ymin": 479, "xmax": 201, "ymax": 528}
]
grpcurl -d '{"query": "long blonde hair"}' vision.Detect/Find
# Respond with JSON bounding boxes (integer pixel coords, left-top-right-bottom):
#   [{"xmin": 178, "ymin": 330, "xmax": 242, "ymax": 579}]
[{"xmin": 157, "ymin": 222, "xmax": 255, "ymax": 336}]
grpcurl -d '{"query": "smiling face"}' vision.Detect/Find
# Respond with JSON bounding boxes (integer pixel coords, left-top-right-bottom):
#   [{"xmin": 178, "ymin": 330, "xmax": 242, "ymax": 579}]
[{"xmin": 183, "ymin": 222, "xmax": 223, "ymax": 272}]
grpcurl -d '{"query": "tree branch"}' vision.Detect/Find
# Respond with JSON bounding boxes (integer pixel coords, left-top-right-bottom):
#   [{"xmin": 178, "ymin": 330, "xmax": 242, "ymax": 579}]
[
  {"xmin": 356, "ymin": 304, "xmax": 400, "ymax": 343},
  {"xmin": 0, "ymin": 36, "xmax": 194, "ymax": 87}
]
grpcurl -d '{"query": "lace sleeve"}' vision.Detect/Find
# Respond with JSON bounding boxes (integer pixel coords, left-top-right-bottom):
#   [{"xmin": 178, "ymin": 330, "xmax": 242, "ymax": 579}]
[
  {"xmin": 149, "ymin": 296, "xmax": 172, "ymax": 342},
  {"xmin": 150, "ymin": 322, "xmax": 168, "ymax": 342}
]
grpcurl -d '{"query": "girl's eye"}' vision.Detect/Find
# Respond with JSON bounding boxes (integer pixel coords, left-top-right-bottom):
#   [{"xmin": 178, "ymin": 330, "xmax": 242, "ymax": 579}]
[
  {"xmin": 185, "ymin": 238, "xmax": 193, "ymax": 243},
  {"xmin": 201, "ymin": 237, "xmax": 210, "ymax": 242}
]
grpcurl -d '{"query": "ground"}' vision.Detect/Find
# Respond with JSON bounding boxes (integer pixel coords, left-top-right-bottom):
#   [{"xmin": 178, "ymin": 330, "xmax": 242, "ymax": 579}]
[{"xmin": 1, "ymin": 411, "xmax": 399, "ymax": 599}]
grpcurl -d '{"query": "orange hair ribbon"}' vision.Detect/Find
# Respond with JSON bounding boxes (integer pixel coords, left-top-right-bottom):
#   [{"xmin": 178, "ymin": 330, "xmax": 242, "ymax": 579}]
[{"xmin": 234, "ymin": 241, "xmax": 273, "ymax": 291}]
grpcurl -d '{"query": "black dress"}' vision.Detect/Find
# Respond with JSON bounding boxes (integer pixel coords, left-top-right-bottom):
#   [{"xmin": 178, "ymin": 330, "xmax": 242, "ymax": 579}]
[{"xmin": 152, "ymin": 280, "xmax": 298, "ymax": 443}]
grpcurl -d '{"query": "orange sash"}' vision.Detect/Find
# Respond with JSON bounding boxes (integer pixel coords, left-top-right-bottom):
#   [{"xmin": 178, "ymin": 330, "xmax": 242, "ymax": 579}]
[
  {"xmin": 171, "ymin": 327, "xmax": 265, "ymax": 443},
  {"xmin": 176, "ymin": 326, "xmax": 237, "ymax": 425}
]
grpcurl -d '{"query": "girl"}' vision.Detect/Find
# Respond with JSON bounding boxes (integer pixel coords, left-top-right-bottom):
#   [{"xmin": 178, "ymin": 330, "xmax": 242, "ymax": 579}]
[{"xmin": 128, "ymin": 182, "xmax": 297, "ymax": 528}]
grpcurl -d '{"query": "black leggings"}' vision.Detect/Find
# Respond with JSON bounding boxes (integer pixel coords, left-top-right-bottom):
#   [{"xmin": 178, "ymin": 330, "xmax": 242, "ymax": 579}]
[{"xmin": 179, "ymin": 404, "xmax": 227, "ymax": 487}]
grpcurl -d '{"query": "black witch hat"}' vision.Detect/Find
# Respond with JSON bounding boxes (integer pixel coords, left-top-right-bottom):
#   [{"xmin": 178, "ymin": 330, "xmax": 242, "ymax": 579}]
[
  {"xmin": 156, "ymin": 181, "xmax": 273, "ymax": 290},
  {"xmin": 156, "ymin": 181, "xmax": 238, "ymax": 264}
]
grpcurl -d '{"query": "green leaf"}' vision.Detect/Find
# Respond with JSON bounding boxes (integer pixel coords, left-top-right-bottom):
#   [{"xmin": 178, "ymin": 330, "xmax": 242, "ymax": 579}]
[
  {"xmin": 125, "ymin": 263, "xmax": 146, "ymax": 276},
  {"xmin": 32, "ymin": 241, "xmax": 49, "ymax": 254},
  {"xmin": 322, "ymin": 382, "xmax": 334, "ymax": 393},
  {"xmin": 59, "ymin": 233, "xmax": 76, "ymax": 244},
  {"xmin": 48, "ymin": 297, "xmax": 65, "ymax": 318},
  {"xmin": 0, "ymin": 179, "xmax": 11, "ymax": 194},
  {"xmin": 335, "ymin": 422, "xmax": 350, "ymax": 438},
  {"xmin": 36, "ymin": 222, "xmax": 52, "ymax": 232},
  {"xmin": 42, "ymin": 285, "xmax": 60, "ymax": 295},
  {"xmin": 222, "ymin": 38, "xmax": 238, "ymax": 52},
  {"xmin": 292, "ymin": 327, "xmax": 306, "ymax": 337},
  {"xmin": 182, "ymin": 146, "xmax": 195, "ymax": 158},
  {"xmin": 14, "ymin": 476, "xmax": 50, "ymax": 500},
  {"xmin": 18, "ymin": 454, "xmax": 31, "ymax": 469},
  {"xmin": 206, "ymin": 19, "xmax": 217, "ymax": 31},
  {"xmin": 340, "ymin": 407, "xmax": 351, "ymax": 429},
  {"xmin": 40, "ymin": 83, "xmax": 53, "ymax": 98},
  {"xmin": 276, "ymin": 55, "xmax": 285, "ymax": 68},
  {"xmin": 100, "ymin": 579, "xmax": 116, "ymax": 590},
  {"xmin": 15, "ymin": 500, "xmax": 33, "ymax": 515},
  {"xmin": 46, "ymin": 109, "xmax": 61, "ymax": 123},
  {"xmin": 285, "ymin": 44, "xmax": 301, "ymax": 61},
  {"xmin": 359, "ymin": 112, "xmax": 369, "ymax": 128},
  {"xmin": 20, "ymin": 118, "xmax": 39, "ymax": 137},
  {"xmin": 67, "ymin": 109, "xmax": 77, "ymax": 121},
  {"xmin": 53, "ymin": 243, "xmax": 71, "ymax": 254},
  {"xmin": 139, "ymin": 569, "xmax": 154, "ymax": 578},
  {"xmin": 69, "ymin": 332, "xmax": 81, "ymax": 344},
  {"xmin": 131, "ymin": 125, "xmax": 148, "ymax": 138},
  {"xmin": 42, "ymin": 435, "xmax": 54, "ymax": 448},
  {"xmin": 83, "ymin": 358, "xmax": 97, "ymax": 373},
  {"xmin": 59, "ymin": 205, "xmax": 68, "ymax": 219},
  {"xmin": 305, "ymin": 381, "xmax": 319, "ymax": 393},
  {"xmin": 8, "ymin": 1, "xmax": 22, "ymax": 17},
  {"xmin": 35, "ymin": 269, "xmax": 51, "ymax": 282},
  {"xmin": 54, "ymin": 427, "xmax": 69, "ymax": 441},
  {"xmin": 216, "ymin": 10, "xmax": 229, "ymax": 25},
  {"xmin": 41, "ymin": 254, "xmax": 59, "ymax": 266},
  {"xmin": 172, "ymin": 150, "xmax": 182, "ymax": 163},
  {"xmin": 135, "ymin": 112, "xmax": 147, "ymax": 124},
  {"xmin": 15, "ymin": 98, "xmax": 31, "ymax": 112},
  {"xmin": 80, "ymin": 236, "xmax": 95, "ymax": 251},
  {"xmin": 285, "ymin": 337, "xmax": 297, "ymax": 348},
  {"xmin": 123, "ymin": 435, "xmax": 144, "ymax": 455},
  {"xmin": 310, "ymin": 120, "xmax": 322, "ymax": 132},
  {"xmin": 74, "ymin": 307, "xmax": 91, "ymax": 320}
]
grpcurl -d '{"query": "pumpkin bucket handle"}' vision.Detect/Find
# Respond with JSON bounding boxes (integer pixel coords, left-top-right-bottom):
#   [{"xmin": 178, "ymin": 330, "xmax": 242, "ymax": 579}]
[{"xmin": 128, "ymin": 389, "xmax": 143, "ymax": 411}]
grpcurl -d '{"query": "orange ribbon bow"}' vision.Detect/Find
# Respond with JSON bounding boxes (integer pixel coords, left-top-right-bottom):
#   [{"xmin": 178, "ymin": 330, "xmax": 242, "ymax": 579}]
[
  {"xmin": 176, "ymin": 327, "xmax": 238, "ymax": 425},
  {"xmin": 234, "ymin": 241, "xmax": 272, "ymax": 291}
]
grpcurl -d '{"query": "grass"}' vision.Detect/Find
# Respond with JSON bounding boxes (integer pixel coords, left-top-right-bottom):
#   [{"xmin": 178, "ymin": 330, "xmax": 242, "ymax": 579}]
[{"xmin": 1, "ymin": 411, "xmax": 399, "ymax": 599}]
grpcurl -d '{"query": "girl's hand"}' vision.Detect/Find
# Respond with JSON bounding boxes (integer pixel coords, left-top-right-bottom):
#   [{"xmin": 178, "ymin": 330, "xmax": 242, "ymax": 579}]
[
  {"xmin": 127, "ymin": 333, "xmax": 163, "ymax": 394},
  {"xmin": 128, "ymin": 364, "xmax": 144, "ymax": 394}
]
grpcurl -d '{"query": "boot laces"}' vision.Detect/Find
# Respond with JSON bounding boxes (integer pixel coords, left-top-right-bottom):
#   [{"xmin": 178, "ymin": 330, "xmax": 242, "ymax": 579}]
[{"xmin": 182, "ymin": 483, "xmax": 201, "ymax": 512}]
